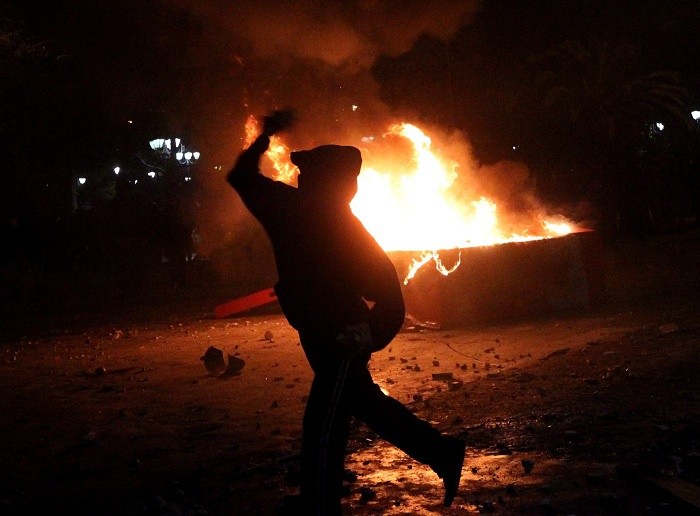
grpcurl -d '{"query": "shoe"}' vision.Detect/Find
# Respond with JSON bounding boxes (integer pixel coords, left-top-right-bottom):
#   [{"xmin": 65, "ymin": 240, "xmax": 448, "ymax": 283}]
[{"xmin": 435, "ymin": 436, "xmax": 466, "ymax": 507}]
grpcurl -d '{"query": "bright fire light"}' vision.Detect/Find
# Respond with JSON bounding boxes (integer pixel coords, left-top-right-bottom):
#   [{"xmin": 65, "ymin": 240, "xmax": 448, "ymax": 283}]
[
  {"xmin": 241, "ymin": 117, "xmax": 576, "ymax": 280},
  {"xmin": 244, "ymin": 116, "xmax": 298, "ymax": 184}
]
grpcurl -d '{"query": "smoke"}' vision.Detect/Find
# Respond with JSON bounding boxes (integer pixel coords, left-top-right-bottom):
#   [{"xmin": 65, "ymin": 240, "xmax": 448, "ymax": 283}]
[
  {"xmin": 169, "ymin": 1, "xmax": 574, "ymax": 277},
  {"xmin": 171, "ymin": 0, "xmax": 480, "ymax": 69},
  {"xmin": 165, "ymin": 0, "xmax": 572, "ymax": 287},
  {"xmin": 166, "ymin": 0, "xmax": 482, "ymax": 141},
  {"xmin": 166, "ymin": 0, "xmax": 482, "ymax": 278}
]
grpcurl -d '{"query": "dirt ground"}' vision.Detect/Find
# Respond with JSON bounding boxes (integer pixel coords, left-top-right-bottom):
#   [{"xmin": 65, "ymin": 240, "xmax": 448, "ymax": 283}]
[{"xmin": 1, "ymin": 232, "xmax": 698, "ymax": 515}]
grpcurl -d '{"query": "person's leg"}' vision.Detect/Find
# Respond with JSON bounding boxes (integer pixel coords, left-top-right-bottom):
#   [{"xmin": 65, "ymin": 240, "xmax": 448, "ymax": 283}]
[
  {"xmin": 345, "ymin": 359, "xmax": 466, "ymax": 505},
  {"xmin": 344, "ymin": 360, "xmax": 443, "ymax": 462},
  {"xmin": 300, "ymin": 344, "xmax": 353, "ymax": 515}
]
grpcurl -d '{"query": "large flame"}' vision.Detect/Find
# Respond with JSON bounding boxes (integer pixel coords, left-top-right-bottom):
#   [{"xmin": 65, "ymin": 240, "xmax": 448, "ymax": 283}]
[{"xmin": 242, "ymin": 116, "xmax": 574, "ymax": 281}]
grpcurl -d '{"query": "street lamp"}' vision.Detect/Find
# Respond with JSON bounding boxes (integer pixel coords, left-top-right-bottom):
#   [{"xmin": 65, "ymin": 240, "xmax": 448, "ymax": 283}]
[
  {"xmin": 692, "ymin": 111, "xmax": 700, "ymax": 121},
  {"xmin": 175, "ymin": 148, "xmax": 200, "ymax": 164},
  {"xmin": 149, "ymin": 138, "xmax": 181, "ymax": 157}
]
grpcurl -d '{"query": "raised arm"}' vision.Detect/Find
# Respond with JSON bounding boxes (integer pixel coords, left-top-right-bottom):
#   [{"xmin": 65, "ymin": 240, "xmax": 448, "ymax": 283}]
[
  {"xmin": 227, "ymin": 109, "xmax": 296, "ymax": 189},
  {"xmin": 226, "ymin": 133, "xmax": 270, "ymax": 189}
]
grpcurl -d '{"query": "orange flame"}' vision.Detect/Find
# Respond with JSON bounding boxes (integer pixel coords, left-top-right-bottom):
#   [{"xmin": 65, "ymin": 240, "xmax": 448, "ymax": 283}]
[
  {"xmin": 244, "ymin": 116, "xmax": 298, "ymax": 183},
  {"xmin": 242, "ymin": 117, "xmax": 575, "ymax": 281}
]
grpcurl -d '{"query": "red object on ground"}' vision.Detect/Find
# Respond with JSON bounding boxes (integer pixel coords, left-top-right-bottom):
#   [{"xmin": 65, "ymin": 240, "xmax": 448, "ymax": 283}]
[{"xmin": 214, "ymin": 288, "xmax": 278, "ymax": 319}]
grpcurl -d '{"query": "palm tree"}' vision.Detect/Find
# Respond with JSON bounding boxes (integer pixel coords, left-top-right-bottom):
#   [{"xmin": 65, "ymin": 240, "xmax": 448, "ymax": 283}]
[{"xmin": 529, "ymin": 37, "xmax": 691, "ymax": 236}]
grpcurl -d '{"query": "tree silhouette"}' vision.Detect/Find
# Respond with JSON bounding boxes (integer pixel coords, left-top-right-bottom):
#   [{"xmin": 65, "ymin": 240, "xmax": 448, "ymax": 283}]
[{"xmin": 529, "ymin": 37, "xmax": 691, "ymax": 236}]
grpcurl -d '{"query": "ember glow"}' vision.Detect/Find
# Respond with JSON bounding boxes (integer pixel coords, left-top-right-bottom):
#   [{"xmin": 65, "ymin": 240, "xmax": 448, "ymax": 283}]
[{"xmin": 242, "ymin": 117, "xmax": 575, "ymax": 281}]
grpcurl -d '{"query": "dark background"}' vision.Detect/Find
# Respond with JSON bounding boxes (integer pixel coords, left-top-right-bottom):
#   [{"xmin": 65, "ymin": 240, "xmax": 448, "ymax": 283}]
[{"xmin": 1, "ymin": 0, "xmax": 699, "ymax": 324}]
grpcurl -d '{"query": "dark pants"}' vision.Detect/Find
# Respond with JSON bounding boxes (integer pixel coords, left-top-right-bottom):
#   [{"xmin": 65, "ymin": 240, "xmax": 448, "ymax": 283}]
[{"xmin": 299, "ymin": 331, "xmax": 447, "ymax": 515}]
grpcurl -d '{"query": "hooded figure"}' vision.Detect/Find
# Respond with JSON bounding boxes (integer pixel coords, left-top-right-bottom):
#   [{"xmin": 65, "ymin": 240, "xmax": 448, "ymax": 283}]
[
  {"xmin": 292, "ymin": 144, "xmax": 362, "ymax": 203},
  {"xmin": 227, "ymin": 112, "xmax": 465, "ymax": 515}
]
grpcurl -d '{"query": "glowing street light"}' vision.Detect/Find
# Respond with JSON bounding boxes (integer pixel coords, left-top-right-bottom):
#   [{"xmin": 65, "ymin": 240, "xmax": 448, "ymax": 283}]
[
  {"xmin": 176, "ymin": 148, "xmax": 200, "ymax": 164},
  {"xmin": 113, "ymin": 166, "xmax": 120, "ymax": 175},
  {"xmin": 149, "ymin": 138, "xmax": 181, "ymax": 155},
  {"xmin": 655, "ymin": 122, "xmax": 665, "ymax": 131},
  {"xmin": 149, "ymin": 136, "xmax": 200, "ymax": 166},
  {"xmin": 692, "ymin": 110, "xmax": 700, "ymax": 121},
  {"xmin": 78, "ymin": 177, "xmax": 87, "ymax": 185}
]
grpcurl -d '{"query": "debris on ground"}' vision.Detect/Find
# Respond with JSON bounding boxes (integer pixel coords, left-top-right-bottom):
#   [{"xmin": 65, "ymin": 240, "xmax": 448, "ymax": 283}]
[
  {"xmin": 401, "ymin": 315, "xmax": 441, "ymax": 333},
  {"xmin": 201, "ymin": 346, "xmax": 245, "ymax": 376}
]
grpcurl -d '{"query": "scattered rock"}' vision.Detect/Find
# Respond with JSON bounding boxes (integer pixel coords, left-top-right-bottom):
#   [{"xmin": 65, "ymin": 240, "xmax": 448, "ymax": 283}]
[
  {"xmin": 359, "ymin": 486, "xmax": 376, "ymax": 503},
  {"xmin": 521, "ymin": 458, "xmax": 535, "ymax": 474},
  {"xmin": 201, "ymin": 346, "xmax": 245, "ymax": 377},
  {"xmin": 201, "ymin": 347, "xmax": 227, "ymax": 375},
  {"xmin": 448, "ymin": 380, "xmax": 463, "ymax": 391},
  {"xmin": 264, "ymin": 330, "xmax": 275, "ymax": 342}
]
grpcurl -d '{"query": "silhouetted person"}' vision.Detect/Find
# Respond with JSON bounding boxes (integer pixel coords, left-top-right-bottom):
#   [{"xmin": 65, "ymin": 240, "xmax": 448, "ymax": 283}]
[{"xmin": 227, "ymin": 110, "xmax": 466, "ymax": 515}]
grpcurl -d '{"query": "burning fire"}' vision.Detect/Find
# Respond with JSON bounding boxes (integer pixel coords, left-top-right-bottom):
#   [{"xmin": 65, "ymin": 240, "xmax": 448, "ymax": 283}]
[
  {"xmin": 244, "ymin": 116, "xmax": 299, "ymax": 184},
  {"xmin": 243, "ymin": 116, "xmax": 574, "ymax": 281}
]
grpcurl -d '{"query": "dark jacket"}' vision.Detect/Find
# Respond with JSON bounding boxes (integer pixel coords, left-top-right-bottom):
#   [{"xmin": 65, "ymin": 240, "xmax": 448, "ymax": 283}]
[{"xmin": 227, "ymin": 135, "xmax": 405, "ymax": 350}]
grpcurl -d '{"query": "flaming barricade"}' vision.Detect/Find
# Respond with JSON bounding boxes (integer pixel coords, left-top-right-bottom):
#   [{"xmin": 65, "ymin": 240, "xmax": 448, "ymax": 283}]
[{"xmin": 220, "ymin": 118, "xmax": 602, "ymax": 326}]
